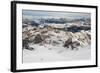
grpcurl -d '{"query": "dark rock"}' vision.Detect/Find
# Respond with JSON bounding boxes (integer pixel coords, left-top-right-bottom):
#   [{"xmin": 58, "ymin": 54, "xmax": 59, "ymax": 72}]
[
  {"xmin": 63, "ymin": 38, "xmax": 80, "ymax": 50},
  {"xmin": 87, "ymin": 33, "xmax": 91, "ymax": 40},
  {"xmin": 71, "ymin": 41, "xmax": 80, "ymax": 50},
  {"xmin": 33, "ymin": 34, "xmax": 43, "ymax": 44},
  {"xmin": 41, "ymin": 30, "xmax": 48, "ymax": 34},
  {"xmin": 23, "ymin": 24, "xmax": 28, "ymax": 28},
  {"xmin": 28, "ymin": 21, "xmax": 40, "ymax": 27},
  {"xmin": 27, "ymin": 47, "xmax": 34, "ymax": 51},
  {"xmin": 23, "ymin": 38, "xmax": 29, "ymax": 49},
  {"xmin": 67, "ymin": 25, "xmax": 91, "ymax": 33},
  {"xmin": 63, "ymin": 38, "xmax": 72, "ymax": 47},
  {"xmin": 23, "ymin": 38, "xmax": 34, "ymax": 50}
]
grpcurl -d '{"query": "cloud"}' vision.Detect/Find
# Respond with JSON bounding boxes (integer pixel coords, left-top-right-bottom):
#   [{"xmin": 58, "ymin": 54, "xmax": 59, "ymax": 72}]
[{"xmin": 23, "ymin": 10, "xmax": 91, "ymax": 19}]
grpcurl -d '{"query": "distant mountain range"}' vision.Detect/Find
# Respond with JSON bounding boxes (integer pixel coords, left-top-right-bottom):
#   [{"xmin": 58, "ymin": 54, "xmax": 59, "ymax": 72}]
[{"xmin": 22, "ymin": 17, "xmax": 91, "ymax": 28}]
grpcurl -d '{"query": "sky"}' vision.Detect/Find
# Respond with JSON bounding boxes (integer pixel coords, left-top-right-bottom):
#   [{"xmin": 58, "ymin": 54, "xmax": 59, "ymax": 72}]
[{"xmin": 23, "ymin": 10, "xmax": 91, "ymax": 19}]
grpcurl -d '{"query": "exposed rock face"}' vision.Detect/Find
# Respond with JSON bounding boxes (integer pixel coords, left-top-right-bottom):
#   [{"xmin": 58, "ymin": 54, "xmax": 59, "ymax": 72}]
[
  {"xmin": 63, "ymin": 38, "xmax": 72, "ymax": 48},
  {"xmin": 33, "ymin": 34, "xmax": 43, "ymax": 44},
  {"xmin": 71, "ymin": 41, "xmax": 80, "ymax": 50},
  {"xmin": 23, "ymin": 38, "xmax": 34, "ymax": 50},
  {"xmin": 63, "ymin": 38, "xmax": 80, "ymax": 50},
  {"xmin": 23, "ymin": 38, "xmax": 29, "ymax": 49},
  {"xmin": 67, "ymin": 25, "xmax": 91, "ymax": 33},
  {"xmin": 33, "ymin": 34, "xmax": 50, "ymax": 44}
]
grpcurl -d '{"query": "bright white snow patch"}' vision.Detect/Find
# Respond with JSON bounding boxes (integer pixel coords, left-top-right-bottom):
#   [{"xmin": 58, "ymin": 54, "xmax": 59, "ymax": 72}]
[{"xmin": 23, "ymin": 44, "xmax": 91, "ymax": 63}]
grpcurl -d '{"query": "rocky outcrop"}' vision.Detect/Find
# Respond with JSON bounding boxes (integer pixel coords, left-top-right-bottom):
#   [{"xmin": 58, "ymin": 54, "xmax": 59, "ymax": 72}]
[
  {"xmin": 33, "ymin": 34, "xmax": 50, "ymax": 44},
  {"xmin": 33, "ymin": 34, "xmax": 43, "ymax": 44},
  {"xmin": 23, "ymin": 38, "xmax": 34, "ymax": 50},
  {"xmin": 67, "ymin": 25, "xmax": 91, "ymax": 33},
  {"xmin": 22, "ymin": 23, "xmax": 91, "ymax": 50},
  {"xmin": 63, "ymin": 38, "xmax": 72, "ymax": 48},
  {"xmin": 63, "ymin": 38, "xmax": 80, "ymax": 50}
]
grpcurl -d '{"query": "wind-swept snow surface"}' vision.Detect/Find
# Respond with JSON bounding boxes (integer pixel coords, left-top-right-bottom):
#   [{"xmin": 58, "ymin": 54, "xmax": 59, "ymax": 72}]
[{"xmin": 23, "ymin": 45, "xmax": 91, "ymax": 63}]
